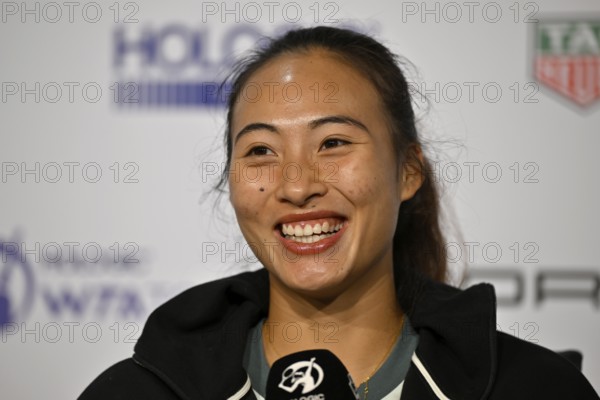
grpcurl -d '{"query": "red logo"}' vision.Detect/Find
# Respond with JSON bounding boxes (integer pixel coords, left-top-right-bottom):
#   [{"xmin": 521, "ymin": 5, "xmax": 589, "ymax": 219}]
[{"xmin": 534, "ymin": 20, "xmax": 600, "ymax": 107}]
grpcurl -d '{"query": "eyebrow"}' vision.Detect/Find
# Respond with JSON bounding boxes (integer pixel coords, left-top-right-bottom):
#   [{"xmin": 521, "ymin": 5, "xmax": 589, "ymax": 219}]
[{"xmin": 233, "ymin": 115, "xmax": 371, "ymax": 144}]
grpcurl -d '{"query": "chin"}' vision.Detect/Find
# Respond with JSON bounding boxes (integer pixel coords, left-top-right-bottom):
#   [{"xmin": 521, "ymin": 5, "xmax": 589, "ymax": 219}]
[{"xmin": 278, "ymin": 263, "xmax": 349, "ymax": 299}]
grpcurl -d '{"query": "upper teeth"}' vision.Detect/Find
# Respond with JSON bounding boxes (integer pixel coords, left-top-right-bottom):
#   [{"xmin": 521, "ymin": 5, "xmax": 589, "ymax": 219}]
[{"xmin": 282, "ymin": 222, "xmax": 343, "ymax": 237}]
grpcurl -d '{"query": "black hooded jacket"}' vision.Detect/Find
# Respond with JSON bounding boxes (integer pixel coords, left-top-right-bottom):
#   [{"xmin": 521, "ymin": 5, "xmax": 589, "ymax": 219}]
[{"xmin": 79, "ymin": 268, "xmax": 599, "ymax": 399}]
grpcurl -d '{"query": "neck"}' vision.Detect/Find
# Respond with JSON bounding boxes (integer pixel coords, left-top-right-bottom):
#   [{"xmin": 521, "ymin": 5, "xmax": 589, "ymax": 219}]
[{"xmin": 263, "ymin": 261, "xmax": 404, "ymax": 385}]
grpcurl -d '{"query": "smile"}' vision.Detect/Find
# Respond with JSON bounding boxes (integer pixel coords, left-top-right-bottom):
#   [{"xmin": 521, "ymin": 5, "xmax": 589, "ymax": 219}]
[
  {"xmin": 281, "ymin": 220, "xmax": 344, "ymax": 244},
  {"xmin": 275, "ymin": 215, "xmax": 347, "ymax": 255}
]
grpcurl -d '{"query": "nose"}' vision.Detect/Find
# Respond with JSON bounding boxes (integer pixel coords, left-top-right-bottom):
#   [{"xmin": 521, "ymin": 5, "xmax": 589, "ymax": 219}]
[{"xmin": 275, "ymin": 159, "xmax": 328, "ymax": 207}]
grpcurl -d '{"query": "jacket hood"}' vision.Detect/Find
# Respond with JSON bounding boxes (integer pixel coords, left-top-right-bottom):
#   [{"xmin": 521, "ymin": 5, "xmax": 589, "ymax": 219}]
[
  {"xmin": 133, "ymin": 268, "xmax": 497, "ymax": 399},
  {"xmin": 134, "ymin": 269, "xmax": 270, "ymax": 399},
  {"xmin": 408, "ymin": 278, "xmax": 497, "ymax": 399}
]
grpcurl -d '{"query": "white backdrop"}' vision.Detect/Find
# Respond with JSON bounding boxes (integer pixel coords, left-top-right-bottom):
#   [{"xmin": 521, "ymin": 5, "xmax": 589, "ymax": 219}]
[{"xmin": 1, "ymin": 0, "xmax": 599, "ymax": 398}]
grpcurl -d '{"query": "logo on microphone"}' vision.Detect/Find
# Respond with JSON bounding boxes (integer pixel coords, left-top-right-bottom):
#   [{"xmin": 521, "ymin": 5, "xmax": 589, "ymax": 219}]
[{"xmin": 279, "ymin": 357, "xmax": 324, "ymax": 394}]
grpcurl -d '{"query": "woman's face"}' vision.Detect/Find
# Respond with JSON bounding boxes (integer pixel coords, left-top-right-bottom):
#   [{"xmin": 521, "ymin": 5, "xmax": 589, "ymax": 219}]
[{"xmin": 229, "ymin": 50, "xmax": 421, "ymax": 299}]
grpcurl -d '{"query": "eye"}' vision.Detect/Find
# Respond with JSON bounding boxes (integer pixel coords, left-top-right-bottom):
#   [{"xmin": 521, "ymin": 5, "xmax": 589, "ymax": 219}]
[
  {"xmin": 245, "ymin": 145, "xmax": 274, "ymax": 156},
  {"xmin": 320, "ymin": 138, "xmax": 350, "ymax": 150}
]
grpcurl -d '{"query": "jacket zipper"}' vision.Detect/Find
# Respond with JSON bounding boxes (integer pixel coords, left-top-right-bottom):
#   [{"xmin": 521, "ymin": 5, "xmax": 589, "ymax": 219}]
[
  {"xmin": 411, "ymin": 353, "xmax": 452, "ymax": 400},
  {"xmin": 227, "ymin": 374, "xmax": 252, "ymax": 400}
]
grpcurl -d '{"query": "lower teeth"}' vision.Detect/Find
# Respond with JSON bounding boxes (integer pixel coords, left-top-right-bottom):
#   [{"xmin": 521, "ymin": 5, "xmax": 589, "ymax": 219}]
[{"xmin": 285, "ymin": 231, "xmax": 335, "ymax": 243}]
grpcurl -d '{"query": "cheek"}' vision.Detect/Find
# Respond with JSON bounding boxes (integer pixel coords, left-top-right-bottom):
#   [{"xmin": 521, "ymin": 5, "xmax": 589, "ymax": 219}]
[
  {"xmin": 336, "ymin": 160, "xmax": 385, "ymax": 202},
  {"xmin": 229, "ymin": 180, "xmax": 269, "ymax": 219}
]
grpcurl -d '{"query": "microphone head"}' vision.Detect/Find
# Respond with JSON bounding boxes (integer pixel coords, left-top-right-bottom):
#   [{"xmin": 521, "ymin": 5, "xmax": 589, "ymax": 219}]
[{"xmin": 266, "ymin": 349, "xmax": 359, "ymax": 399}]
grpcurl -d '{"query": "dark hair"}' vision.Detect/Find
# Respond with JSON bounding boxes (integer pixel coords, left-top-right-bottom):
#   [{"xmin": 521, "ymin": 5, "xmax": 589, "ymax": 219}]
[{"xmin": 216, "ymin": 26, "xmax": 447, "ymax": 316}]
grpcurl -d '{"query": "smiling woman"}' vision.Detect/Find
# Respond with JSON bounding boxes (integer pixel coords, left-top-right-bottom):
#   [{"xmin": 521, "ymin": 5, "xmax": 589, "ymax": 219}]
[{"xmin": 79, "ymin": 26, "xmax": 599, "ymax": 400}]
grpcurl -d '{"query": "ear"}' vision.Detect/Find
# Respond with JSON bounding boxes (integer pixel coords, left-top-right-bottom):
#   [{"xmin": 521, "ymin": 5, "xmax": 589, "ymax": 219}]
[{"xmin": 399, "ymin": 145, "xmax": 425, "ymax": 202}]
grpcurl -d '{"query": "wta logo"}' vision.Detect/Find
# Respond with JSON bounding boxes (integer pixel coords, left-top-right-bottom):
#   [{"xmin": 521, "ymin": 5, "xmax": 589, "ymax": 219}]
[
  {"xmin": 0, "ymin": 238, "xmax": 35, "ymax": 329},
  {"xmin": 279, "ymin": 357, "xmax": 325, "ymax": 394}
]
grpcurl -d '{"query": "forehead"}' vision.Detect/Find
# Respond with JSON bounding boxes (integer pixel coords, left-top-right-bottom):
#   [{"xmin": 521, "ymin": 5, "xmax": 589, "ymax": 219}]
[{"xmin": 230, "ymin": 49, "xmax": 388, "ymax": 133}]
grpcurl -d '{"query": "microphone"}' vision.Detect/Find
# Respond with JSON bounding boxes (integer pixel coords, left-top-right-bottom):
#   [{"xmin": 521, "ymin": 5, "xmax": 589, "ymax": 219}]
[{"xmin": 266, "ymin": 349, "xmax": 359, "ymax": 399}]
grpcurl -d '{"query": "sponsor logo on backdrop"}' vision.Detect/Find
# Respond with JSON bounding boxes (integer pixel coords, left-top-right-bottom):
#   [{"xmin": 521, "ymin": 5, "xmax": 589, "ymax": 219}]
[
  {"xmin": 112, "ymin": 24, "xmax": 278, "ymax": 108},
  {"xmin": 112, "ymin": 22, "xmax": 378, "ymax": 109},
  {"xmin": 533, "ymin": 18, "xmax": 600, "ymax": 107},
  {"xmin": 0, "ymin": 239, "xmax": 35, "ymax": 328},
  {"xmin": 465, "ymin": 267, "xmax": 600, "ymax": 307},
  {"xmin": 0, "ymin": 229, "xmax": 187, "ymax": 332}
]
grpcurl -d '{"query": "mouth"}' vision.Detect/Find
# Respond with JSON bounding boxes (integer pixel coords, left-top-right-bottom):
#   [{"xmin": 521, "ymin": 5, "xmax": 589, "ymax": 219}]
[
  {"xmin": 279, "ymin": 218, "xmax": 345, "ymax": 244},
  {"xmin": 274, "ymin": 212, "xmax": 348, "ymax": 255}
]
